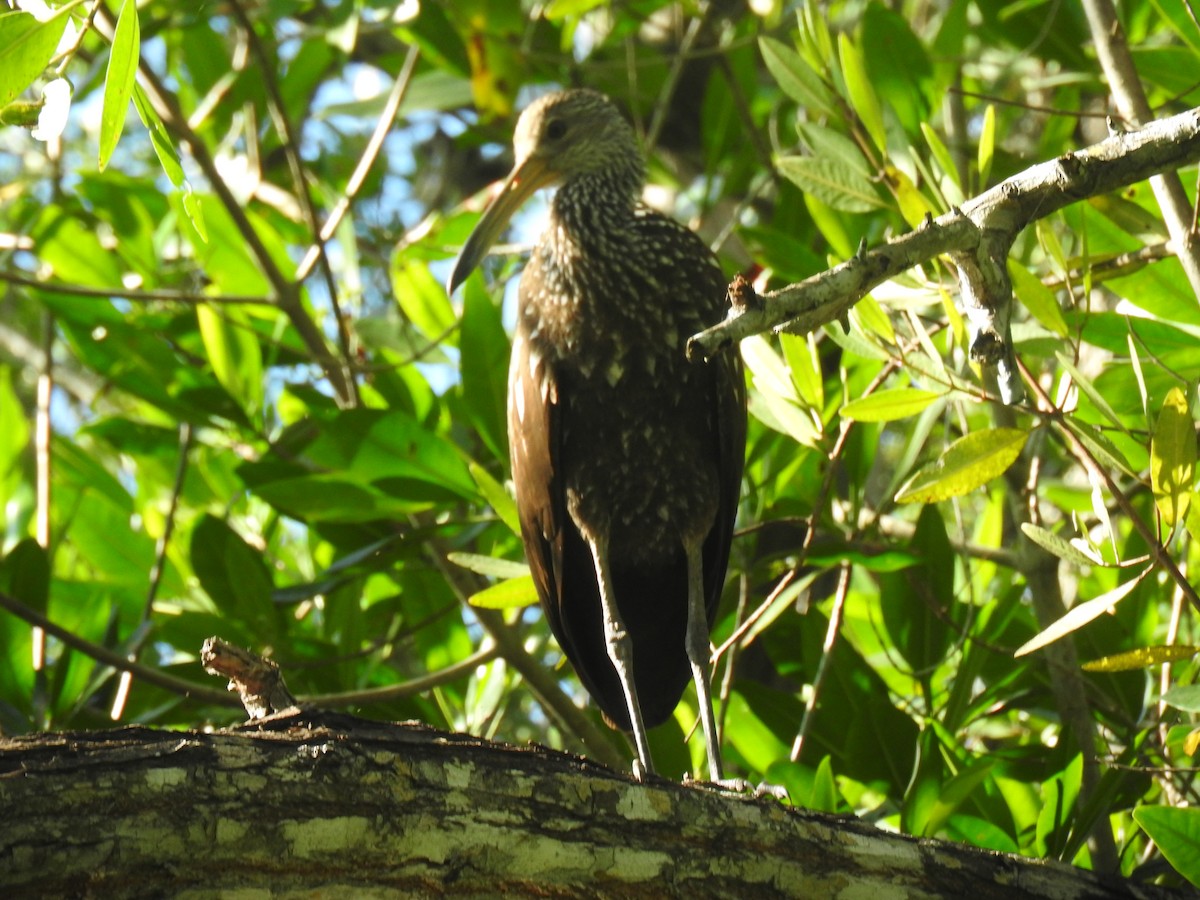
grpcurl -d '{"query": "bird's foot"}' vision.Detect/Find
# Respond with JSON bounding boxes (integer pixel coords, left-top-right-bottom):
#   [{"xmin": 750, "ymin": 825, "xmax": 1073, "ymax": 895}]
[
  {"xmin": 632, "ymin": 758, "xmax": 650, "ymax": 783},
  {"xmin": 683, "ymin": 774, "xmax": 790, "ymax": 802}
]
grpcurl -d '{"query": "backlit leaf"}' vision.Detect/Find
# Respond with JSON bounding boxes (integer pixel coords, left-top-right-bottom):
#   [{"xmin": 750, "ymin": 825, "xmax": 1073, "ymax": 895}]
[
  {"xmin": 99, "ymin": 0, "xmax": 140, "ymax": 171},
  {"xmin": 468, "ymin": 575, "xmax": 538, "ymax": 609},
  {"xmin": 0, "ymin": 11, "xmax": 68, "ymax": 107}
]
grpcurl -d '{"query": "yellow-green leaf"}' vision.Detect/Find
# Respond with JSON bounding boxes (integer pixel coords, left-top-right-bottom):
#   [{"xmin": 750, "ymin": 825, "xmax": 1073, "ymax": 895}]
[
  {"xmin": 895, "ymin": 428, "xmax": 1027, "ymax": 504},
  {"xmin": 921, "ymin": 122, "xmax": 961, "ymax": 190},
  {"xmin": 99, "ymin": 0, "xmax": 140, "ymax": 171},
  {"xmin": 0, "ymin": 11, "xmax": 68, "ymax": 107},
  {"xmin": 841, "ymin": 388, "xmax": 942, "ymax": 423},
  {"xmin": 977, "ymin": 104, "xmax": 995, "ymax": 186},
  {"xmin": 196, "ymin": 303, "xmax": 263, "ymax": 419},
  {"xmin": 469, "ymin": 461, "xmax": 519, "ymax": 536},
  {"xmin": 838, "ymin": 33, "xmax": 886, "ymax": 154},
  {"xmin": 779, "ymin": 332, "xmax": 823, "ymax": 411},
  {"xmin": 1152, "ymin": 386, "xmax": 1195, "ymax": 527},
  {"xmin": 468, "ymin": 575, "xmax": 538, "ymax": 609},
  {"xmin": 132, "ymin": 83, "xmax": 184, "ymax": 188},
  {"xmin": 1082, "ymin": 645, "xmax": 1199, "ymax": 673}
]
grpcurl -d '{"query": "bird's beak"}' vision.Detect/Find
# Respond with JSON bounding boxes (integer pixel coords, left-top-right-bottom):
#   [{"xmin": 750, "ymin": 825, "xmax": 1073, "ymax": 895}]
[{"xmin": 447, "ymin": 155, "xmax": 557, "ymax": 295}]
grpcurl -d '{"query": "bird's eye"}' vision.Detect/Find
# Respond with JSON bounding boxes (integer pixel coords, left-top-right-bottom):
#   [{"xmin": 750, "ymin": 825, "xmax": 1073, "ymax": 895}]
[{"xmin": 546, "ymin": 119, "xmax": 568, "ymax": 140}]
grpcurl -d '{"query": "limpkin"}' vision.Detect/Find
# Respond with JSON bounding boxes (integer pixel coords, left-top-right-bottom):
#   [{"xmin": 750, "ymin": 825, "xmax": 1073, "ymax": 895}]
[{"xmin": 448, "ymin": 89, "xmax": 745, "ymax": 783}]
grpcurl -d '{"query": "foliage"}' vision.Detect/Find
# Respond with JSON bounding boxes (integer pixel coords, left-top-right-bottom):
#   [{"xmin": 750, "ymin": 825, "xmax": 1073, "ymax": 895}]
[{"xmin": 1, "ymin": 0, "xmax": 1198, "ymax": 886}]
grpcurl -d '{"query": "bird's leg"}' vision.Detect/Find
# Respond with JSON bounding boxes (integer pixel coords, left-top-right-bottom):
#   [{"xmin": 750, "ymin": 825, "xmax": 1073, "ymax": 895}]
[
  {"xmin": 684, "ymin": 535, "xmax": 725, "ymax": 784},
  {"xmin": 585, "ymin": 533, "xmax": 656, "ymax": 780}
]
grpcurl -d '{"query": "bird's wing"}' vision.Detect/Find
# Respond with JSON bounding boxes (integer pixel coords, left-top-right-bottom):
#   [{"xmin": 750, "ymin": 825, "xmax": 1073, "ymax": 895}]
[
  {"xmin": 704, "ymin": 341, "xmax": 746, "ymax": 623},
  {"xmin": 508, "ymin": 328, "xmax": 565, "ymax": 615}
]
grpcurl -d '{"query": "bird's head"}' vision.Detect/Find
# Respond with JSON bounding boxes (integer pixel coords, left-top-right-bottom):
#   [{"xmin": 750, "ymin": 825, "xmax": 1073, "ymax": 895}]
[{"xmin": 447, "ymin": 89, "xmax": 641, "ymax": 295}]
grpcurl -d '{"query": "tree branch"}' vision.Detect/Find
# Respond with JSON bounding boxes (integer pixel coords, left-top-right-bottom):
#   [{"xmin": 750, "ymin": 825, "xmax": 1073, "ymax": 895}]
[{"xmin": 688, "ymin": 106, "xmax": 1200, "ymax": 404}]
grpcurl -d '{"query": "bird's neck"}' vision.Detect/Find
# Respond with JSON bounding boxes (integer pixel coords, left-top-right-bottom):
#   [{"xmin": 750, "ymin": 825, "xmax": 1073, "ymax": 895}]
[{"xmin": 548, "ymin": 168, "xmax": 642, "ymax": 252}]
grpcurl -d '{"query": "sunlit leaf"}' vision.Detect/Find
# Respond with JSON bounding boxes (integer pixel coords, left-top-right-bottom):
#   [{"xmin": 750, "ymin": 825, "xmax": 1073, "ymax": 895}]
[
  {"xmin": 838, "ymin": 33, "xmax": 886, "ymax": 154},
  {"xmin": 840, "ymin": 388, "xmax": 942, "ymax": 423},
  {"xmin": 469, "ymin": 461, "xmax": 519, "ymax": 536},
  {"xmin": 895, "ymin": 428, "xmax": 1028, "ymax": 504},
  {"xmin": 196, "ymin": 303, "xmax": 263, "ymax": 419},
  {"xmin": 447, "ymin": 552, "xmax": 528, "ymax": 580},
  {"xmin": 99, "ymin": 0, "xmax": 140, "ymax": 171},
  {"xmin": 1015, "ymin": 571, "xmax": 1148, "ymax": 657},
  {"xmin": 977, "ymin": 104, "xmax": 995, "ymax": 185}
]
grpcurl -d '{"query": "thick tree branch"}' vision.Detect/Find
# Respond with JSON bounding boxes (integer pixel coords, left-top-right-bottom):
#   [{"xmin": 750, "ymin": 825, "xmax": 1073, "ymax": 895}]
[
  {"xmin": 2, "ymin": 714, "xmax": 1190, "ymax": 898},
  {"xmin": 688, "ymin": 107, "xmax": 1200, "ymax": 403}
]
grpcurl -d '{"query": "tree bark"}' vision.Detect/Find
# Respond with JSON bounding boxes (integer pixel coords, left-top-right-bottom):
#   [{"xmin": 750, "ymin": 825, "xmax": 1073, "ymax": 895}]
[{"xmin": 0, "ymin": 711, "xmax": 1187, "ymax": 898}]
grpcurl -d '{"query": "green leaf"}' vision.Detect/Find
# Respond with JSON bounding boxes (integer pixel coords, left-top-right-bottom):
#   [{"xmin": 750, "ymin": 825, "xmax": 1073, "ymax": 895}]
[
  {"xmin": 1008, "ymin": 260, "xmax": 1068, "ymax": 337},
  {"xmin": 446, "ymin": 552, "xmax": 528, "ymax": 580},
  {"xmin": 190, "ymin": 515, "xmax": 279, "ymax": 639},
  {"xmin": 0, "ymin": 539, "xmax": 50, "ymax": 614},
  {"xmin": 895, "ymin": 428, "xmax": 1028, "ymax": 504},
  {"xmin": 759, "ymin": 36, "xmax": 835, "ymax": 116},
  {"xmin": 1162, "ymin": 684, "xmax": 1200, "ymax": 714},
  {"xmin": 196, "ymin": 303, "xmax": 263, "ymax": 419},
  {"xmin": 469, "ymin": 461, "xmax": 519, "ymax": 536},
  {"xmin": 977, "ymin": 104, "xmax": 995, "ymax": 185},
  {"xmin": 796, "ymin": 122, "xmax": 869, "ymax": 178},
  {"xmin": 921, "ymin": 123, "xmax": 961, "ymax": 189},
  {"xmin": 1134, "ymin": 806, "xmax": 1200, "ymax": 887},
  {"xmin": 779, "ymin": 332, "xmax": 823, "ymax": 410},
  {"xmin": 468, "ymin": 575, "xmax": 538, "ymax": 610},
  {"xmin": 1151, "ymin": 386, "xmax": 1195, "ymax": 527},
  {"xmin": 1082, "ymin": 645, "xmax": 1199, "ymax": 672},
  {"xmin": 777, "ymin": 155, "xmax": 883, "ymax": 213},
  {"xmin": 1014, "ymin": 570, "xmax": 1147, "ymax": 657},
  {"xmin": 838, "ymin": 33, "xmax": 887, "ymax": 154},
  {"xmin": 1056, "ymin": 353, "xmax": 1128, "ymax": 433},
  {"xmin": 132, "ymin": 83, "xmax": 185, "ymax": 188},
  {"xmin": 1020, "ymin": 523, "xmax": 1108, "ymax": 567},
  {"xmin": 99, "ymin": 0, "xmax": 140, "ymax": 171},
  {"xmin": 0, "ymin": 11, "xmax": 68, "ymax": 108},
  {"xmin": 459, "ymin": 278, "xmax": 508, "ymax": 462},
  {"xmin": 840, "ymin": 388, "xmax": 942, "ymax": 422}
]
